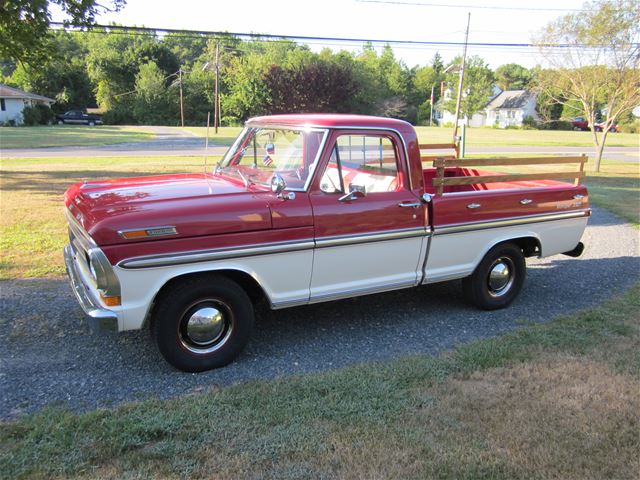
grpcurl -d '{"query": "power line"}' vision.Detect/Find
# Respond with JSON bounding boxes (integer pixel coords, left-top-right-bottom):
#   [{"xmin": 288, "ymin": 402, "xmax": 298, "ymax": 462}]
[
  {"xmin": 50, "ymin": 21, "xmax": 615, "ymax": 49},
  {"xmin": 355, "ymin": 0, "xmax": 587, "ymax": 12}
]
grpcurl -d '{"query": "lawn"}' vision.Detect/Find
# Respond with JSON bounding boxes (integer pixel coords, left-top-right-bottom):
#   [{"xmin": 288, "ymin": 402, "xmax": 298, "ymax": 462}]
[
  {"xmin": 414, "ymin": 125, "xmax": 639, "ymax": 147},
  {"xmin": 0, "ymin": 125, "xmax": 155, "ymax": 149},
  {"xmin": 0, "ymin": 156, "xmax": 207, "ymax": 279},
  {"xmin": 0, "ymin": 155, "xmax": 637, "ymax": 280},
  {"xmin": 1, "ymin": 284, "xmax": 637, "ymax": 479},
  {"xmin": 183, "ymin": 125, "xmax": 243, "ymax": 146}
]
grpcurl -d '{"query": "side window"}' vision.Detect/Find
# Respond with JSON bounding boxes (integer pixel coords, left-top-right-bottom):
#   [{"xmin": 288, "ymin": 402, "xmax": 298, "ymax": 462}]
[{"xmin": 320, "ymin": 135, "xmax": 400, "ymax": 194}]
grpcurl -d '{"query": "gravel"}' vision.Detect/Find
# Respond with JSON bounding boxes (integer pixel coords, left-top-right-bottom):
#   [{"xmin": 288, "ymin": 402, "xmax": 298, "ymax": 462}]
[{"xmin": 1, "ymin": 207, "xmax": 638, "ymax": 419}]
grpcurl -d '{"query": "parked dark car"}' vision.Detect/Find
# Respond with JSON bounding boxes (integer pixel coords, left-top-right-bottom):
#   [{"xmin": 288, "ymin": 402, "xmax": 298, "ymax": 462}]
[{"xmin": 56, "ymin": 110, "xmax": 102, "ymax": 126}]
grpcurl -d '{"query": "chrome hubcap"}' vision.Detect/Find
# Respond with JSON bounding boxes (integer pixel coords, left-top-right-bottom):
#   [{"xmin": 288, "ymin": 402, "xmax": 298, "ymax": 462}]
[
  {"xmin": 488, "ymin": 257, "xmax": 514, "ymax": 297},
  {"xmin": 179, "ymin": 301, "xmax": 232, "ymax": 354}
]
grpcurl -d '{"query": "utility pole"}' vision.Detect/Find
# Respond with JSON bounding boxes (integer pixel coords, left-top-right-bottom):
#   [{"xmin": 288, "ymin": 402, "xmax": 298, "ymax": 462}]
[
  {"xmin": 429, "ymin": 85, "xmax": 434, "ymax": 126},
  {"xmin": 178, "ymin": 68, "xmax": 184, "ymax": 128},
  {"xmin": 453, "ymin": 12, "xmax": 471, "ymax": 149},
  {"xmin": 214, "ymin": 40, "xmax": 220, "ymax": 134}
]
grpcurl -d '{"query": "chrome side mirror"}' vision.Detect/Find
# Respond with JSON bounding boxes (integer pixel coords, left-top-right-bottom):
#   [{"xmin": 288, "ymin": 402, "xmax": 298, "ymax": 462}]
[
  {"xmin": 271, "ymin": 173, "xmax": 295, "ymax": 200},
  {"xmin": 339, "ymin": 184, "xmax": 366, "ymax": 202}
]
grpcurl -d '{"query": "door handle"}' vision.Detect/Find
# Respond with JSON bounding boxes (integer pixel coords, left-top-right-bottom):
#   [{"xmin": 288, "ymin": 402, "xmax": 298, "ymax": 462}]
[
  {"xmin": 398, "ymin": 201, "xmax": 421, "ymax": 208},
  {"xmin": 520, "ymin": 198, "xmax": 533, "ymax": 205},
  {"xmin": 467, "ymin": 203, "xmax": 481, "ymax": 209}
]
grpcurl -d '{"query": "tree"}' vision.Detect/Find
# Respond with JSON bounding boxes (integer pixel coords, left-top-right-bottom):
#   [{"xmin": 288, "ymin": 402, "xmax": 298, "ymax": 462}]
[
  {"xmin": 0, "ymin": 0, "xmax": 125, "ymax": 66},
  {"xmin": 263, "ymin": 60, "xmax": 358, "ymax": 114},
  {"xmin": 495, "ymin": 63, "xmax": 532, "ymax": 91},
  {"xmin": 443, "ymin": 55, "xmax": 495, "ymax": 120},
  {"xmin": 133, "ymin": 61, "xmax": 174, "ymax": 124},
  {"xmin": 534, "ymin": 0, "xmax": 640, "ymax": 171}
]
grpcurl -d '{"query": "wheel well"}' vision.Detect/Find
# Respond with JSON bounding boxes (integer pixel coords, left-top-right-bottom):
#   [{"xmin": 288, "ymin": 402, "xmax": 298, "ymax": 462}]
[
  {"xmin": 505, "ymin": 237, "xmax": 540, "ymax": 258},
  {"xmin": 145, "ymin": 269, "xmax": 268, "ymax": 329}
]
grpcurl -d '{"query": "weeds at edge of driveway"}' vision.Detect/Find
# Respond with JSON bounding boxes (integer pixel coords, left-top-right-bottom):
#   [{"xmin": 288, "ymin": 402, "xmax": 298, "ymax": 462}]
[{"xmin": 1, "ymin": 284, "xmax": 638, "ymax": 480}]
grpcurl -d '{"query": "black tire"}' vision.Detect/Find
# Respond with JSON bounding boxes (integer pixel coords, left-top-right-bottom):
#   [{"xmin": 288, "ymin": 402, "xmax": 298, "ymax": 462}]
[
  {"xmin": 462, "ymin": 242, "xmax": 526, "ymax": 310},
  {"xmin": 152, "ymin": 274, "xmax": 254, "ymax": 372}
]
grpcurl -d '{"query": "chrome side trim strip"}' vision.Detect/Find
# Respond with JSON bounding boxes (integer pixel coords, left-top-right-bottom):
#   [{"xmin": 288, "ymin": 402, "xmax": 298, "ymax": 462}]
[
  {"xmin": 307, "ymin": 280, "xmax": 418, "ymax": 306},
  {"xmin": 316, "ymin": 227, "xmax": 428, "ymax": 248},
  {"xmin": 433, "ymin": 209, "xmax": 591, "ymax": 236},
  {"xmin": 119, "ymin": 240, "xmax": 315, "ymax": 269},
  {"xmin": 119, "ymin": 227, "xmax": 432, "ymax": 269},
  {"xmin": 271, "ymin": 279, "xmax": 417, "ymax": 309}
]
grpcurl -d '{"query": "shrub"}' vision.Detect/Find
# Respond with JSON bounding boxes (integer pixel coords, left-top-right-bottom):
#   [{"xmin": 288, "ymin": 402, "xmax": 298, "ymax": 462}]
[
  {"xmin": 22, "ymin": 105, "xmax": 42, "ymax": 126},
  {"xmin": 102, "ymin": 105, "xmax": 136, "ymax": 125},
  {"xmin": 522, "ymin": 115, "xmax": 538, "ymax": 129},
  {"xmin": 21, "ymin": 104, "xmax": 55, "ymax": 125},
  {"xmin": 618, "ymin": 120, "xmax": 639, "ymax": 134}
]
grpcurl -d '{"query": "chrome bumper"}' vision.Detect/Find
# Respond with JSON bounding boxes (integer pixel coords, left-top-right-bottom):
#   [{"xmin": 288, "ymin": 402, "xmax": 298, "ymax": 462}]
[{"xmin": 64, "ymin": 245, "xmax": 118, "ymax": 332}]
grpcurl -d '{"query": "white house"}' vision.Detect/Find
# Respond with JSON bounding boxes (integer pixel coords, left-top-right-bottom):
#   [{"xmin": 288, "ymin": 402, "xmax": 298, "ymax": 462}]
[
  {"xmin": 484, "ymin": 90, "xmax": 538, "ymax": 128},
  {"xmin": 437, "ymin": 89, "xmax": 538, "ymax": 128},
  {"xmin": 0, "ymin": 84, "xmax": 55, "ymax": 125}
]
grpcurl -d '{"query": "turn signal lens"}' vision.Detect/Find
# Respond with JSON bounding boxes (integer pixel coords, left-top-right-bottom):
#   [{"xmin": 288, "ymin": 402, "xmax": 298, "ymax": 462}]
[
  {"xmin": 120, "ymin": 230, "xmax": 148, "ymax": 239},
  {"xmin": 100, "ymin": 294, "xmax": 121, "ymax": 306}
]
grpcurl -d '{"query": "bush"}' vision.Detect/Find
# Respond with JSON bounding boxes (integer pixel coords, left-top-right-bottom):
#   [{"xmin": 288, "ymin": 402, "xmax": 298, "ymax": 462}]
[
  {"xmin": 618, "ymin": 120, "xmax": 639, "ymax": 134},
  {"xmin": 522, "ymin": 115, "xmax": 538, "ymax": 129},
  {"xmin": 22, "ymin": 105, "xmax": 41, "ymax": 126},
  {"xmin": 102, "ymin": 105, "xmax": 136, "ymax": 125},
  {"xmin": 21, "ymin": 104, "xmax": 55, "ymax": 126}
]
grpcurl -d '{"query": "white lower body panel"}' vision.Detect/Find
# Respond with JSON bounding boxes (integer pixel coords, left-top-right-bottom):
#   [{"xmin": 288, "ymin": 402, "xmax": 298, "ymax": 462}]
[{"xmin": 424, "ymin": 216, "xmax": 588, "ymax": 284}]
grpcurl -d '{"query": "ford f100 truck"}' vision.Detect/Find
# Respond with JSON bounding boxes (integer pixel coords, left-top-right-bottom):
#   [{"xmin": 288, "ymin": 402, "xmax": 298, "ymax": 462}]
[{"xmin": 64, "ymin": 114, "xmax": 589, "ymax": 372}]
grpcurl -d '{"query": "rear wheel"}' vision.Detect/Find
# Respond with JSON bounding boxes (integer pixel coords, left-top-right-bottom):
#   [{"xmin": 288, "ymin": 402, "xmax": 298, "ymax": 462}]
[
  {"xmin": 57, "ymin": 120, "xmax": 64, "ymax": 125},
  {"xmin": 462, "ymin": 242, "xmax": 526, "ymax": 310},
  {"xmin": 152, "ymin": 274, "xmax": 254, "ymax": 372},
  {"xmin": 88, "ymin": 121, "xmax": 95, "ymax": 126}
]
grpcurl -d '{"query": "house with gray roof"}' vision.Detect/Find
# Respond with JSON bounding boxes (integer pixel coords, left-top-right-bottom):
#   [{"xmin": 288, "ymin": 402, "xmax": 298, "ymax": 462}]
[
  {"xmin": 437, "ymin": 89, "xmax": 538, "ymax": 128},
  {"xmin": 484, "ymin": 90, "xmax": 538, "ymax": 128},
  {"xmin": 0, "ymin": 84, "xmax": 55, "ymax": 125}
]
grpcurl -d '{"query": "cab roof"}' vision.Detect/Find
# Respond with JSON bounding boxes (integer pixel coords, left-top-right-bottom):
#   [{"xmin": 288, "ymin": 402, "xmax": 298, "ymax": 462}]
[{"xmin": 246, "ymin": 114, "xmax": 413, "ymax": 130}]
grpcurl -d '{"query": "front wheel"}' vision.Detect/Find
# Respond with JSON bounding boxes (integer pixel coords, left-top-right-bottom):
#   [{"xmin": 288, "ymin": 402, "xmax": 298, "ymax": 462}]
[
  {"xmin": 152, "ymin": 274, "xmax": 254, "ymax": 372},
  {"xmin": 462, "ymin": 242, "xmax": 526, "ymax": 310}
]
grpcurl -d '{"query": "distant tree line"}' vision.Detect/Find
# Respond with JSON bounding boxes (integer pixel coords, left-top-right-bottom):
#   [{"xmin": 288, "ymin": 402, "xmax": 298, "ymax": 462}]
[{"xmin": 2, "ymin": 28, "xmax": 541, "ymax": 126}]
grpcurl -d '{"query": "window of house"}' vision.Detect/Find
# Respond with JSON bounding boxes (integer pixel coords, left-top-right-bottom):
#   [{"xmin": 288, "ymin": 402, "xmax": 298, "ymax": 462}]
[
  {"xmin": 0, "ymin": 99, "xmax": 5, "ymax": 111},
  {"xmin": 320, "ymin": 135, "xmax": 400, "ymax": 194}
]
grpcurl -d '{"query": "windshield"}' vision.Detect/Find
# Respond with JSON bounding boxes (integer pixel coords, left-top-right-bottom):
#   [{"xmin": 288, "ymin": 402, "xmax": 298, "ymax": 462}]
[{"xmin": 218, "ymin": 126, "xmax": 327, "ymax": 190}]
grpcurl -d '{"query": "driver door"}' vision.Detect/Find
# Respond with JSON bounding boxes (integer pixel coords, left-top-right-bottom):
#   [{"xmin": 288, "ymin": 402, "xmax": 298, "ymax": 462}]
[{"xmin": 309, "ymin": 130, "xmax": 427, "ymax": 302}]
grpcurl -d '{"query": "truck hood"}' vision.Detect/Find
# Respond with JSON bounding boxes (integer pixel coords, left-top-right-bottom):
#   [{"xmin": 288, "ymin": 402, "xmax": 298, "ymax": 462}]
[{"xmin": 65, "ymin": 173, "xmax": 272, "ymax": 246}]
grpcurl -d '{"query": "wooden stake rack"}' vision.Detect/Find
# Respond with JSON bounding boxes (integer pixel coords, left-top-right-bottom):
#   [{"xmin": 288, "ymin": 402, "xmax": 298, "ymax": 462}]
[{"xmin": 418, "ymin": 144, "xmax": 587, "ymax": 196}]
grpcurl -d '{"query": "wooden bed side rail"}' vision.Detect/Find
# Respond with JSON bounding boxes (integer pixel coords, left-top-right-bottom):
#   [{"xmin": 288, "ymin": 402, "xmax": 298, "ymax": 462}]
[
  {"xmin": 419, "ymin": 143, "xmax": 458, "ymax": 150},
  {"xmin": 431, "ymin": 154, "xmax": 588, "ymax": 195}
]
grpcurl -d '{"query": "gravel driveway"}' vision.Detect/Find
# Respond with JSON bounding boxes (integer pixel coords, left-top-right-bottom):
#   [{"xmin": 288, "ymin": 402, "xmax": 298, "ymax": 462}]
[{"xmin": 1, "ymin": 207, "xmax": 638, "ymax": 419}]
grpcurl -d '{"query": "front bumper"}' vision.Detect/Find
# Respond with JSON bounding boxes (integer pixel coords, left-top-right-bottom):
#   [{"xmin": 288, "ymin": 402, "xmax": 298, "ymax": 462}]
[{"xmin": 64, "ymin": 245, "xmax": 118, "ymax": 332}]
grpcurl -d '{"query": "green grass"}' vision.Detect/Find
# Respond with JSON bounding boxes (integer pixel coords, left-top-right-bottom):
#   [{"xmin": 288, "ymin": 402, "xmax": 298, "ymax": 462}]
[
  {"xmin": 0, "ymin": 125, "xmax": 155, "ymax": 149},
  {"xmin": 0, "ymin": 155, "xmax": 637, "ymax": 280},
  {"xmin": 1, "ymin": 284, "xmax": 638, "ymax": 479},
  {"xmin": 182, "ymin": 126, "xmax": 244, "ymax": 146},
  {"xmin": 414, "ymin": 125, "xmax": 639, "ymax": 147},
  {"xmin": 0, "ymin": 156, "xmax": 212, "ymax": 279}
]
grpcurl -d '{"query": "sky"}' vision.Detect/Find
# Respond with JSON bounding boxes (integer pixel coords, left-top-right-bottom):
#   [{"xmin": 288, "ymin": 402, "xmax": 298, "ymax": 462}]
[{"xmin": 52, "ymin": 0, "xmax": 590, "ymax": 69}]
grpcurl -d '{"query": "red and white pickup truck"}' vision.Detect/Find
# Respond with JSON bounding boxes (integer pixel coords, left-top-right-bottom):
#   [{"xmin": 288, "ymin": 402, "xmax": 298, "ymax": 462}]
[{"xmin": 64, "ymin": 114, "xmax": 590, "ymax": 371}]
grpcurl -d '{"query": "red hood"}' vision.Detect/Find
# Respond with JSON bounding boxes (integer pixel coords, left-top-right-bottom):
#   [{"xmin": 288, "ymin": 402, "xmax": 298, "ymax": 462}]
[{"xmin": 65, "ymin": 173, "xmax": 272, "ymax": 246}]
